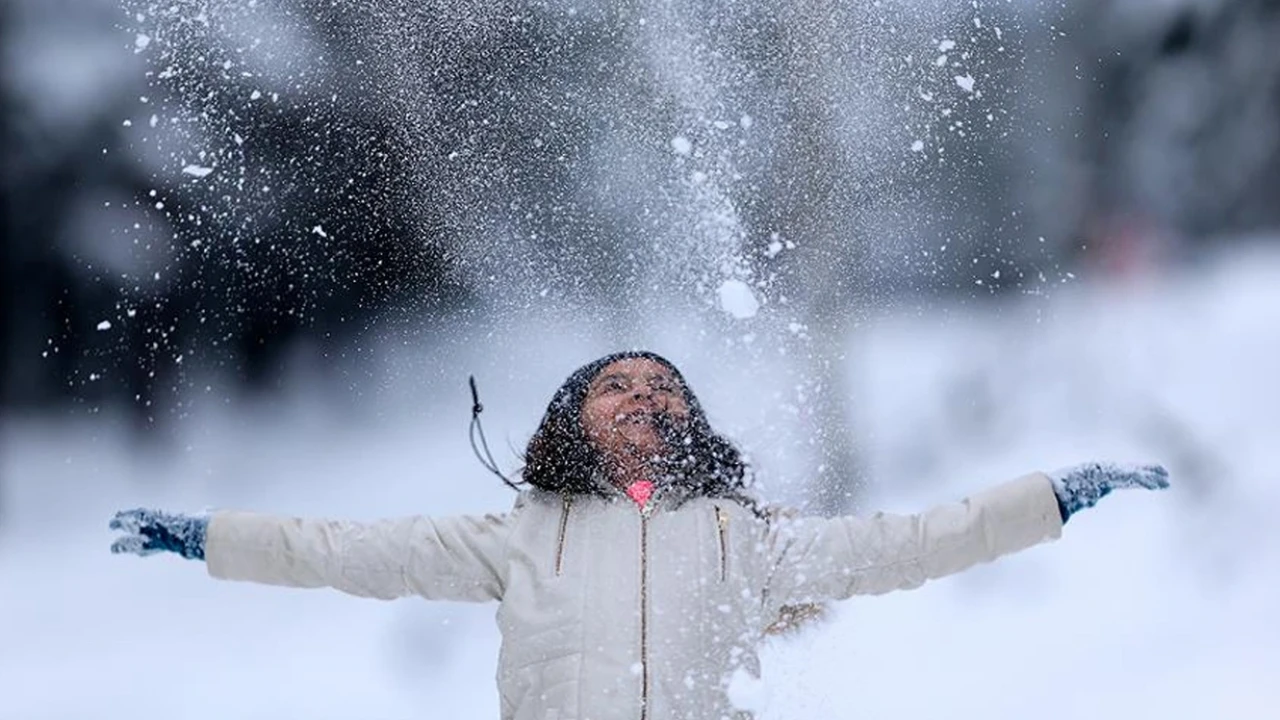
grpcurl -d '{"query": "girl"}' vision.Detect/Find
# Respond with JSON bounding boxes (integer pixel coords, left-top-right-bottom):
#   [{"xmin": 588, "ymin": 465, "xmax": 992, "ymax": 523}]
[{"xmin": 110, "ymin": 350, "xmax": 1169, "ymax": 720}]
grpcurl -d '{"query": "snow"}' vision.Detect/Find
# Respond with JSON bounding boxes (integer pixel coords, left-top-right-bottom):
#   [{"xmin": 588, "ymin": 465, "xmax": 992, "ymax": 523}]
[
  {"xmin": 4, "ymin": 246, "xmax": 1278, "ymax": 719},
  {"xmin": 716, "ymin": 279, "xmax": 760, "ymax": 319},
  {"xmin": 727, "ymin": 666, "xmax": 771, "ymax": 712},
  {"xmin": 6, "ymin": 0, "xmax": 1280, "ymax": 702}
]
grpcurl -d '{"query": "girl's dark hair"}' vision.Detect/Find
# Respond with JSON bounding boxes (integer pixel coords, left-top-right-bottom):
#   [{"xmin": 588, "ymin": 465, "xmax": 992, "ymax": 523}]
[{"xmin": 520, "ymin": 350, "xmax": 760, "ymax": 513}]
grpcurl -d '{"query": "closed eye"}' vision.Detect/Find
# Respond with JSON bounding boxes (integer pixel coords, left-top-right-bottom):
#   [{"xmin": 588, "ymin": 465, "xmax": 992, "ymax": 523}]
[
  {"xmin": 593, "ymin": 375, "xmax": 630, "ymax": 393},
  {"xmin": 649, "ymin": 379, "xmax": 678, "ymax": 394}
]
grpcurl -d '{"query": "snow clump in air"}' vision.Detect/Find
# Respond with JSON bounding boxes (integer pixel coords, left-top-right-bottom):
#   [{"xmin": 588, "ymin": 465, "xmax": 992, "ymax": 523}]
[{"xmin": 716, "ymin": 279, "xmax": 759, "ymax": 319}]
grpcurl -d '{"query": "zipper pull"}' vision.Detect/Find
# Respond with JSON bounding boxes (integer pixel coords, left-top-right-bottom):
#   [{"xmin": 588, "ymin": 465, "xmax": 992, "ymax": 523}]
[{"xmin": 714, "ymin": 505, "xmax": 729, "ymax": 582}]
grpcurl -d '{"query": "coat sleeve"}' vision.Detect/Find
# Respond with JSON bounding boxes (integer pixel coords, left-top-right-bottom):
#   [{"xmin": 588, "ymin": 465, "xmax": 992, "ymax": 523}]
[
  {"xmin": 204, "ymin": 509, "xmax": 514, "ymax": 602},
  {"xmin": 761, "ymin": 472, "xmax": 1063, "ymax": 607}
]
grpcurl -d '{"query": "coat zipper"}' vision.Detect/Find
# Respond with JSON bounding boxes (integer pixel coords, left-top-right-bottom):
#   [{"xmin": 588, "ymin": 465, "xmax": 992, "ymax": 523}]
[
  {"xmin": 714, "ymin": 505, "xmax": 729, "ymax": 582},
  {"xmin": 554, "ymin": 496, "xmax": 572, "ymax": 576},
  {"xmin": 639, "ymin": 503, "xmax": 652, "ymax": 720}
]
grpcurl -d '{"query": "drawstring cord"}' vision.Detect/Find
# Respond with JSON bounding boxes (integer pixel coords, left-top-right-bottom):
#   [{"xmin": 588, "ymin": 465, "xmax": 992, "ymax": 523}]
[{"xmin": 469, "ymin": 375, "xmax": 521, "ymax": 491}]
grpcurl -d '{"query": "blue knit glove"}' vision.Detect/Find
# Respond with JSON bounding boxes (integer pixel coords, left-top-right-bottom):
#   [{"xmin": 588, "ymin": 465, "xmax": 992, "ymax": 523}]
[
  {"xmin": 1049, "ymin": 462, "xmax": 1170, "ymax": 523},
  {"xmin": 109, "ymin": 508, "xmax": 209, "ymax": 560}
]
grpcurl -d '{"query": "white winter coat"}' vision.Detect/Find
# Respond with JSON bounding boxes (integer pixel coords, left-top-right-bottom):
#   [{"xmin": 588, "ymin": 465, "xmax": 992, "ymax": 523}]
[{"xmin": 205, "ymin": 472, "xmax": 1063, "ymax": 720}]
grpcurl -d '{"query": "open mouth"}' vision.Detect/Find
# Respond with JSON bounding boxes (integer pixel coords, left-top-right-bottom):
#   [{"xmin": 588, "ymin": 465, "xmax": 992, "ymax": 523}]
[{"xmin": 616, "ymin": 409, "xmax": 656, "ymax": 425}]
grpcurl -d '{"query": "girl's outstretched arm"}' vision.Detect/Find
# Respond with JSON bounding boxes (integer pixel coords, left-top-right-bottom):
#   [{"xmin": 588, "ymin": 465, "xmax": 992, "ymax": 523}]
[
  {"xmin": 109, "ymin": 506, "xmax": 516, "ymax": 603},
  {"xmin": 761, "ymin": 463, "xmax": 1168, "ymax": 608}
]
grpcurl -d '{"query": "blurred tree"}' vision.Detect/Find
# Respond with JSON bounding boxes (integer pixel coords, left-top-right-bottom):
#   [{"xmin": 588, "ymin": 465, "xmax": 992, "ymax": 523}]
[
  {"xmin": 1, "ymin": 0, "xmax": 471, "ymax": 429},
  {"xmin": 723, "ymin": 1, "xmax": 1044, "ymax": 512},
  {"xmin": 1039, "ymin": 0, "xmax": 1280, "ymax": 272}
]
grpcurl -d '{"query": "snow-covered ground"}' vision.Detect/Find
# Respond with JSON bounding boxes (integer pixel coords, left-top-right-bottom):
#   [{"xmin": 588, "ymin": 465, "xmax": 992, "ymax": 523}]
[{"xmin": 3, "ymin": 246, "xmax": 1278, "ymax": 719}]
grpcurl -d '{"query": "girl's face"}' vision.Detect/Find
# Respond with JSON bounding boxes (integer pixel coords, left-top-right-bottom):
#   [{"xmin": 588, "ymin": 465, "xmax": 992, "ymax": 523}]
[{"xmin": 581, "ymin": 357, "xmax": 690, "ymax": 465}]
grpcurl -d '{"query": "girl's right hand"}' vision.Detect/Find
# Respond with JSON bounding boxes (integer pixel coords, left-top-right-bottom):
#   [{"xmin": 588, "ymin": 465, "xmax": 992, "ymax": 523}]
[{"xmin": 110, "ymin": 508, "xmax": 209, "ymax": 560}]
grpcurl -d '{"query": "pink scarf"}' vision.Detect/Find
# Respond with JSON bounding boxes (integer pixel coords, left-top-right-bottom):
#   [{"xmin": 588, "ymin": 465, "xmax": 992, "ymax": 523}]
[{"xmin": 624, "ymin": 480, "xmax": 654, "ymax": 508}]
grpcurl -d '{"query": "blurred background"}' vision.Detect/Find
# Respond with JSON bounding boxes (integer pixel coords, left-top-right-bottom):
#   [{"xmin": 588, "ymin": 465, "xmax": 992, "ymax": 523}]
[{"xmin": 2, "ymin": 0, "xmax": 1278, "ymax": 718}]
